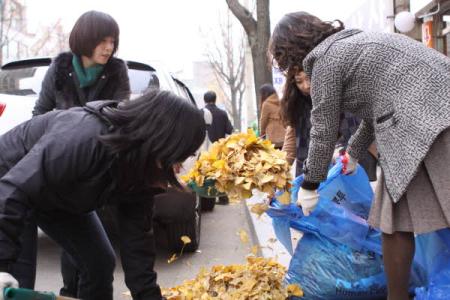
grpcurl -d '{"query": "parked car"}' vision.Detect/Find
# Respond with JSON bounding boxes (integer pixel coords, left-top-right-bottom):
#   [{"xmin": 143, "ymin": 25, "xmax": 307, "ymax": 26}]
[{"xmin": 0, "ymin": 57, "xmax": 212, "ymax": 252}]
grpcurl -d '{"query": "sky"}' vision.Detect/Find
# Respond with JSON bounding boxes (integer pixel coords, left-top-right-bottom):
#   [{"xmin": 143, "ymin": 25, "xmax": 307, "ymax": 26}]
[{"xmin": 25, "ymin": 0, "xmax": 365, "ymax": 74}]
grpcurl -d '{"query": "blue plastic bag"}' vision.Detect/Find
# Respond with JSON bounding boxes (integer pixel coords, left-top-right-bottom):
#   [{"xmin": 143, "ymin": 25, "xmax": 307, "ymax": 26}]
[
  {"xmin": 267, "ymin": 160, "xmax": 426, "ymax": 299},
  {"xmin": 268, "ymin": 160, "xmax": 381, "ymax": 254},
  {"xmin": 286, "ymin": 233, "xmax": 386, "ymax": 300},
  {"xmin": 413, "ymin": 228, "xmax": 450, "ymax": 299}
]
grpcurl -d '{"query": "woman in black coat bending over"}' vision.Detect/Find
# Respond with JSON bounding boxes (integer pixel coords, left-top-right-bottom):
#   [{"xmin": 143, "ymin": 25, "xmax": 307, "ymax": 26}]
[{"xmin": 0, "ymin": 90, "xmax": 205, "ymax": 300}]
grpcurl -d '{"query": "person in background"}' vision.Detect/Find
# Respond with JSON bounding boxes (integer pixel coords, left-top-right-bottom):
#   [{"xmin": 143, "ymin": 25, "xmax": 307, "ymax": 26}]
[
  {"xmin": 281, "ymin": 69, "xmax": 377, "ymax": 179},
  {"xmin": 0, "ymin": 90, "xmax": 205, "ymax": 300},
  {"xmin": 203, "ymin": 91, "xmax": 233, "ymax": 143},
  {"xmin": 203, "ymin": 91, "xmax": 233, "ymax": 205},
  {"xmin": 30, "ymin": 10, "xmax": 130, "ymax": 297},
  {"xmin": 32, "ymin": 10, "xmax": 130, "ymax": 116},
  {"xmin": 270, "ymin": 11, "xmax": 450, "ymax": 300},
  {"xmin": 259, "ymin": 84, "xmax": 286, "ymax": 149}
]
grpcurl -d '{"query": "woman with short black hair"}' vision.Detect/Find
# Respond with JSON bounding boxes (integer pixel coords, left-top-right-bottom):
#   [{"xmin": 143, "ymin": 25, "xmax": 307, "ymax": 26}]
[
  {"xmin": 32, "ymin": 10, "xmax": 130, "ymax": 115},
  {"xmin": 270, "ymin": 11, "xmax": 450, "ymax": 300},
  {"xmin": 0, "ymin": 90, "xmax": 205, "ymax": 300}
]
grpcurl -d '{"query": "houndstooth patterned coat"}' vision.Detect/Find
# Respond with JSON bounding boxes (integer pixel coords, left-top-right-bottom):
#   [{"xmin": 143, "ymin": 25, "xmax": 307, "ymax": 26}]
[{"xmin": 302, "ymin": 29, "xmax": 450, "ymax": 202}]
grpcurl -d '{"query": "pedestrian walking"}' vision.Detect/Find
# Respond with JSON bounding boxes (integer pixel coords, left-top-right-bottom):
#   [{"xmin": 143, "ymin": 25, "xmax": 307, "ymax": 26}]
[
  {"xmin": 259, "ymin": 84, "xmax": 286, "ymax": 149},
  {"xmin": 270, "ymin": 11, "xmax": 450, "ymax": 300},
  {"xmin": 202, "ymin": 91, "xmax": 233, "ymax": 205},
  {"xmin": 203, "ymin": 91, "xmax": 233, "ymax": 143},
  {"xmin": 0, "ymin": 90, "xmax": 206, "ymax": 300}
]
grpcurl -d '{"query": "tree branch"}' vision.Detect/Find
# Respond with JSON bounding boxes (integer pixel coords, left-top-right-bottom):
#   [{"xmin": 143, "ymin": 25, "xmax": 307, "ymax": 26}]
[{"xmin": 225, "ymin": 0, "xmax": 257, "ymax": 36}]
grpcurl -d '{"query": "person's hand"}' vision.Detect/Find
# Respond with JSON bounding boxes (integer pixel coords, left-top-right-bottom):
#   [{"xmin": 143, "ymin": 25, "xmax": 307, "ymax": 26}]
[
  {"xmin": 332, "ymin": 147, "xmax": 345, "ymax": 164},
  {"xmin": 296, "ymin": 188, "xmax": 319, "ymax": 216},
  {"xmin": 342, "ymin": 153, "xmax": 358, "ymax": 175},
  {"xmin": 0, "ymin": 272, "xmax": 18, "ymax": 300}
]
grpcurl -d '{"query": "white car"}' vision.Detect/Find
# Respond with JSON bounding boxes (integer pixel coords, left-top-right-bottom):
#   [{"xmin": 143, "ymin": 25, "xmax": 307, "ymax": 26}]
[{"xmin": 0, "ymin": 58, "xmax": 213, "ymax": 252}]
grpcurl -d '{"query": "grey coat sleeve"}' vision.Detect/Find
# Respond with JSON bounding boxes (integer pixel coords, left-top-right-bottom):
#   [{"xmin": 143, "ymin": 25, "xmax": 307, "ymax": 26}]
[
  {"xmin": 111, "ymin": 61, "xmax": 131, "ymax": 101},
  {"xmin": 346, "ymin": 119, "xmax": 375, "ymax": 160},
  {"xmin": 32, "ymin": 63, "xmax": 57, "ymax": 116},
  {"xmin": 303, "ymin": 56, "xmax": 343, "ymax": 185}
]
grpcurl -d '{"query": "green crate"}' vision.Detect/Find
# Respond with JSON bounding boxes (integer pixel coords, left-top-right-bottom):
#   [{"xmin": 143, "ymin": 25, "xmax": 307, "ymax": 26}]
[
  {"xmin": 4, "ymin": 288, "xmax": 56, "ymax": 300},
  {"xmin": 187, "ymin": 179, "xmax": 226, "ymax": 198}
]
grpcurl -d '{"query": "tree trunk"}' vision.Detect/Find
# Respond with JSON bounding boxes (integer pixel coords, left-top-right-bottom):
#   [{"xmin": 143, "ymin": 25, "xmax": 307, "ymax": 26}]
[
  {"xmin": 225, "ymin": 0, "xmax": 272, "ymax": 120},
  {"xmin": 230, "ymin": 89, "xmax": 241, "ymax": 131}
]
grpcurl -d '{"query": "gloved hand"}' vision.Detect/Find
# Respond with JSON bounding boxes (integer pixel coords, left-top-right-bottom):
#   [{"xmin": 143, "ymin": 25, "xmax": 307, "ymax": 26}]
[
  {"xmin": 296, "ymin": 187, "xmax": 319, "ymax": 216},
  {"xmin": 0, "ymin": 272, "xmax": 18, "ymax": 300},
  {"xmin": 342, "ymin": 153, "xmax": 358, "ymax": 175},
  {"xmin": 332, "ymin": 147, "xmax": 345, "ymax": 164}
]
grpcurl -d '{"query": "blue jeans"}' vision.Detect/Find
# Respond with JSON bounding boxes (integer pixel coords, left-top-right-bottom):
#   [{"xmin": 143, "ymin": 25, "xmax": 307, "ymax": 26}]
[{"xmin": 11, "ymin": 211, "xmax": 116, "ymax": 300}]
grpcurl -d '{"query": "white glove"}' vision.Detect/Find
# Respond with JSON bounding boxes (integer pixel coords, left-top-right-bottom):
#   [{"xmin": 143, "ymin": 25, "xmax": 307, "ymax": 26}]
[
  {"xmin": 342, "ymin": 153, "xmax": 358, "ymax": 175},
  {"xmin": 0, "ymin": 272, "xmax": 18, "ymax": 300},
  {"xmin": 296, "ymin": 188, "xmax": 319, "ymax": 216},
  {"xmin": 332, "ymin": 147, "xmax": 344, "ymax": 164}
]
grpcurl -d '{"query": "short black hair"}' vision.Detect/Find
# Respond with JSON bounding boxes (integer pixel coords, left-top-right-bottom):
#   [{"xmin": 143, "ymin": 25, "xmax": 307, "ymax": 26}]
[
  {"xmin": 259, "ymin": 83, "xmax": 276, "ymax": 103},
  {"xmin": 69, "ymin": 10, "xmax": 120, "ymax": 57},
  {"xmin": 204, "ymin": 91, "xmax": 216, "ymax": 103},
  {"xmin": 101, "ymin": 89, "xmax": 206, "ymax": 191}
]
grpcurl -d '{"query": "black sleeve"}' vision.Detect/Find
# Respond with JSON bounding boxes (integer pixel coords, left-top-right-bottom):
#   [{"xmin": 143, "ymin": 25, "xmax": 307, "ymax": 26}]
[
  {"xmin": 32, "ymin": 63, "xmax": 57, "ymax": 116},
  {"xmin": 111, "ymin": 61, "xmax": 131, "ymax": 101},
  {"xmin": 0, "ymin": 129, "xmax": 97, "ymax": 266},
  {"xmin": 225, "ymin": 113, "xmax": 233, "ymax": 135},
  {"xmin": 117, "ymin": 196, "xmax": 162, "ymax": 300}
]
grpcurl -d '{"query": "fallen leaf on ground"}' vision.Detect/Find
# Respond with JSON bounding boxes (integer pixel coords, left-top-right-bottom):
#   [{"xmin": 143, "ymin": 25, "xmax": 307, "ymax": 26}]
[{"xmin": 238, "ymin": 229, "xmax": 249, "ymax": 244}]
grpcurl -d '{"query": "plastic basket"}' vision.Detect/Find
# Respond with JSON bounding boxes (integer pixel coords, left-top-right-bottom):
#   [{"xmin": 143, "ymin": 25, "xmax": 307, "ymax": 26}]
[{"xmin": 187, "ymin": 179, "xmax": 226, "ymax": 198}]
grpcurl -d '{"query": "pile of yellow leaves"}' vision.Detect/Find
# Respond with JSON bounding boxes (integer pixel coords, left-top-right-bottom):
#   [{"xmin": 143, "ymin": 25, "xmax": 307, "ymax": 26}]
[
  {"xmin": 181, "ymin": 130, "xmax": 291, "ymax": 202},
  {"xmin": 161, "ymin": 257, "xmax": 303, "ymax": 299}
]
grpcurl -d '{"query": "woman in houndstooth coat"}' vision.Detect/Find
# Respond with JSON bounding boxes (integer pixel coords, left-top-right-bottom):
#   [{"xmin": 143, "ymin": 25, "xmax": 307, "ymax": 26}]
[{"xmin": 270, "ymin": 11, "xmax": 450, "ymax": 300}]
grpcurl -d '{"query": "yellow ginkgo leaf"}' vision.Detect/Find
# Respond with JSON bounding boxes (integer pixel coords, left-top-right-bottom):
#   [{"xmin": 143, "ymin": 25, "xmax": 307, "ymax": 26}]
[
  {"xmin": 167, "ymin": 253, "xmax": 177, "ymax": 264},
  {"xmin": 251, "ymin": 245, "xmax": 259, "ymax": 256},
  {"xmin": 287, "ymin": 284, "xmax": 304, "ymax": 297},
  {"xmin": 181, "ymin": 235, "xmax": 191, "ymax": 245},
  {"xmin": 238, "ymin": 229, "xmax": 249, "ymax": 244},
  {"xmin": 250, "ymin": 203, "xmax": 268, "ymax": 217},
  {"xmin": 277, "ymin": 191, "xmax": 291, "ymax": 205}
]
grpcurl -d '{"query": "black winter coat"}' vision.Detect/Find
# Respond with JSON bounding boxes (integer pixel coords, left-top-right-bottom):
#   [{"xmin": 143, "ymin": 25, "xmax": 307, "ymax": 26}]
[
  {"xmin": 204, "ymin": 103, "xmax": 233, "ymax": 142},
  {"xmin": 0, "ymin": 104, "xmax": 161, "ymax": 299},
  {"xmin": 32, "ymin": 52, "xmax": 130, "ymax": 116}
]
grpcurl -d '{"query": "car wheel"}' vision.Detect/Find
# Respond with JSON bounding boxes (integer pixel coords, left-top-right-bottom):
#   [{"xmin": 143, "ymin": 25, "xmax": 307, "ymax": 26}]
[
  {"xmin": 200, "ymin": 196, "xmax": 215, "ymax": 212},
  {"xmin": 166, "ymin": 193, "xmax": 201, "ymax": 252}
]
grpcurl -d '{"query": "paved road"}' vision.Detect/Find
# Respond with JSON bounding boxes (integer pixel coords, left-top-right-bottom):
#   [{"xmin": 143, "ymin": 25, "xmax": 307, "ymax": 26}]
[{"xmin": 34, "ymin": 201, "xmax": 255, "ymax": 299}]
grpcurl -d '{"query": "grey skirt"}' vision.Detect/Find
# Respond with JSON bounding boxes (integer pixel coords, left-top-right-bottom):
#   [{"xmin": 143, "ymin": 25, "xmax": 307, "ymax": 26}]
[{"xmin": 368, "ymin": 128, "xmax": 450, "ymax": 234}]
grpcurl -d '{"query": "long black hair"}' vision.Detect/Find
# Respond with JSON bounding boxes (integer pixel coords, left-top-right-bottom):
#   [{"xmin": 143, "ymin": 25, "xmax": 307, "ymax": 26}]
[
  {"xmin": 269, "ymin": 11, "xmax": 344, "ymax": 73},
  {"xmin": 100, "ymin": 89, "xmax": 206, "ymax": 191},
  {"xmin": 280, "ymin": 70, "xmax": 312, "ymax": 127}
]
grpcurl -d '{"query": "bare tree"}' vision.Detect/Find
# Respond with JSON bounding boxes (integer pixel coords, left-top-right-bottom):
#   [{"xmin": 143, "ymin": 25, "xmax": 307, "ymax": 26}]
[
  {"xmin": 0, "ymin": 0, "xmax": 26, "ymax": 65},
  {"xmin": 206, "ymin": 13, "xmax": 246, "ymax": 131},
  {"xmin": 31, "ymin": 19, "xmax": 69, "ymax": 57},
  {"xmin": 226, "ymin": 0, "xmax": 272, "ymax": 119}
]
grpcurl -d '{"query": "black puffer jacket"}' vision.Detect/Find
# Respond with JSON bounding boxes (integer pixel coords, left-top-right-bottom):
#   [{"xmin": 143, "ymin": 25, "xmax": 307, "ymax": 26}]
[
  {"xmin": 0, "ymin": 102, "xmax": 161, "ymax": 299},
  {"xmin": 32, "ymin": 52, "xmax": 130, "ymax": 116}
]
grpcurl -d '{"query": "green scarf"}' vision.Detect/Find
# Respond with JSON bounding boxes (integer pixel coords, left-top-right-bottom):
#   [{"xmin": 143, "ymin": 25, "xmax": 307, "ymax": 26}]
[{"xmin": 72, "ymin": 55, "xmax": 104, "ymax": 88}]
